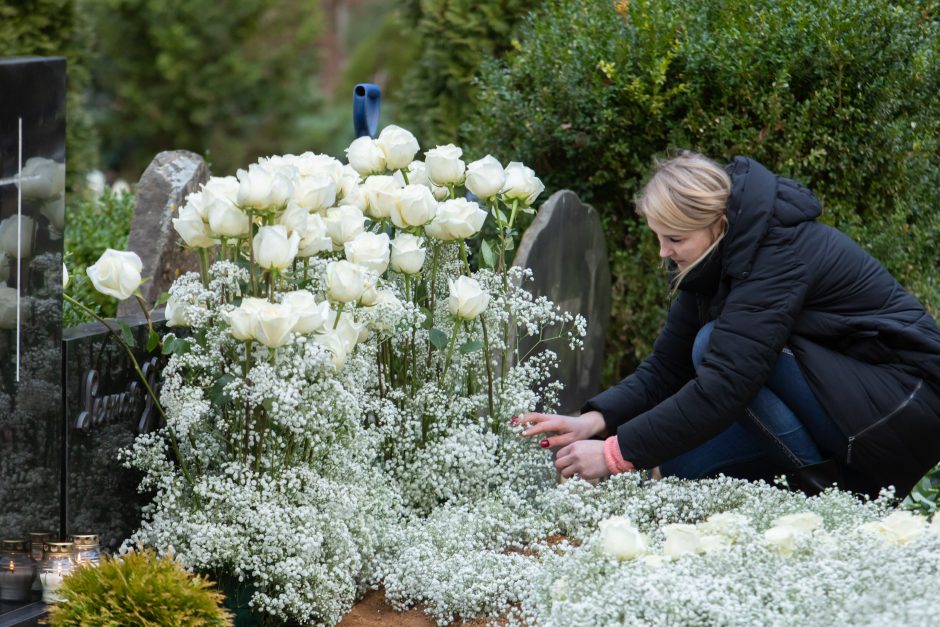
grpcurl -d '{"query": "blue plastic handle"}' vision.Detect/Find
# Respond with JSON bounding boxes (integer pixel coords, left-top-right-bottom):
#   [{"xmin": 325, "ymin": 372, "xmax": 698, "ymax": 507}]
[{"xmin": 353, "ymin": 83, "xmax": 382, "ymax": 138}]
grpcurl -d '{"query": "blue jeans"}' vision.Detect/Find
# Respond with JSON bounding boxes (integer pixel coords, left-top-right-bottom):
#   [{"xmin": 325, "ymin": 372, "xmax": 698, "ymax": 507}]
[{"xmin": 660, "ymin": 322, "xmax": 846, "ymax": 480}]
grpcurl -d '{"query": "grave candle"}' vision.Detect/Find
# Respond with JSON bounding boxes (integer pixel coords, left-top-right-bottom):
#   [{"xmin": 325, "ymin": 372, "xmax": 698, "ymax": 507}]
[
  {"xmin": 38, "ymin": 541, "xmax": 73, "ymax": 603},
  {"xmin": 0, "ymin": 540, "xmax": 36, "ymax": 602}
]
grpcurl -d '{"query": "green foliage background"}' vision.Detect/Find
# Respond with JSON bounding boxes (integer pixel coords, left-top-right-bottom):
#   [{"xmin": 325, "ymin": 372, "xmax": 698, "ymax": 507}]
[{"xmin": 462, "ymin": 0, "xmax": 940, "ymax": 383}]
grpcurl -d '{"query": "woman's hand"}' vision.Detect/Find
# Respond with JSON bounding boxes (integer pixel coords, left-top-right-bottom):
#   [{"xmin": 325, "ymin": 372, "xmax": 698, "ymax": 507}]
[
  {"xmin": 515, "ymin": 411, "xmax": 606, "ymax": 449},
  {"xmin": 554, "ymin": 440, "xmax": 610, "ymax": 480}
]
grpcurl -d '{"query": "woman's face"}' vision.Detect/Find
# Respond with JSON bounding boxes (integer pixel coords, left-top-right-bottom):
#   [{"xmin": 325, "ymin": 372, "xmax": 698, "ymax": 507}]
[{"xmin": 646, "ymin": 216, "xmax": 723, "ymax": 270}]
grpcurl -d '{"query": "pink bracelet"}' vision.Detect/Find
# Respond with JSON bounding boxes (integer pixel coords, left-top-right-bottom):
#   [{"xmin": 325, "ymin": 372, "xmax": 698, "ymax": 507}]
[{"xmin": 604, "ymin": 436, "xmax": 635, "ymax": 475}]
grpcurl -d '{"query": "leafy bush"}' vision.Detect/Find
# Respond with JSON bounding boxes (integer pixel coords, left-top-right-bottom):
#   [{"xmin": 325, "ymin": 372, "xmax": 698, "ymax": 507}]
[
  {"xmin": 64, "ymin": 190, "xmax": 136, "ymax": 326},
  {"xmin": 0, "ymin": 0, "xmax": 99, "ymax": 184},
  {"xmin": 48, "ymin": 549, "xmax": 230, "ymax": 626},
  {"xmin": 464, "ymin": 0, "xmax": 940, "ymax": 383}
]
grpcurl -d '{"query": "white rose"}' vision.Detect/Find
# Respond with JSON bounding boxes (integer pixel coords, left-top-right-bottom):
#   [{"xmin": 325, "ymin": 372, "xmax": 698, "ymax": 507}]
[
  {"xmin": 291, "ymin": 173, "xmax": 336, "ymax": 212},
  {"xmin": 346, "ymin": 136, "xmax": 387, "ymax": 175},
  {"xmin": 359, "ymin": 282, "xmax": 380, "ymax": 307},
  {"xmin": 597, "ymin": 516, "xmax": 648, "ymax": 561},
  {"xmin": 424, "ymin": 144, "xmax": 466, "ymax": 186},
  {"xmin": 202, "ymin": 175, "xmax": 240, "ymax": 211},
  {"xmin": 326, "ymin": 260, "xmax": 367, "ymax": 303},
  {"xmin": 254, "ymin": 225, "xmax": 300, "ymax": 270},
  {"xmin": 448, "ymin": 276, "xmax": 489, "ymax": 320},
  {"xmin": 0, "ymin": 286, "xmax": 19, "ymax": 330},
  {"xmin": 63, "ymin": 263, "xmax": 69, "ymax": 289},
  {"xmin": 165, "ymin": 293, "xmax": 191, "ymax": 327},
  {"xmin": 324, "ymin": 205, "xmax": 366, "ymax": 249},
  {"xmin": 860, "ymin": 511, "xmax": 929, "ymax": 545},
  {"xmin": 501, "ymin": 161, "xmax": 545, "ymax": 206},
  {"xmin": 700, "ymin": 512, "xmax": 750, "ymax": 542},
  {"xmin": 771, "ymin": 512, "xmax": 823, "ymax": 534},
  {"xmin": 395, "ymin": 160, "xmax": 449, "ymax": 201},
  {"xmin": 278, "ymin": 203, "xmax": 310, "ymax": 238},
  {"xmin": 662, "ymin": 524, "xmax": 703, "ymax": 559},
  {"xmin": 297, "ymin": 214, "xmax": 333, "ymax": 257},
  {"xmin": 0, "ymin": 215, "xmax": 35, "ymax": 259},
  {"xmin": 425, "ymin": 198, "xmax": 486, "ymax": 240},
  {"xmin": 313, "ymin": 331, "xmax": 349, "ymax": 369},
  {"xmin": 204, "ymin": 177, "xmax": 251, "ymax": 238},
  {"xmin": 344, "ymin": 232, "xmax": 390, "ymax": 274},
  {"xmin": 19, "ymin": 157, "xmax": 65, "ymax": 200},
  {"xmin": 392, "ymin": 184, "xmax": 437, "ymax": 229},
  {"xmin": 40, "ymin": 195, "xmax": 65, "ymax": 234},
  {"xmin": 224, "ymin": 297, "xmax": 267, "ymax": 341},
  {"xmin": 390, "ymin": 233, "xmax": 426, "ymax": 274},
  {"xmin": 251, "ymin": 301, "xmax": 299, "ymax": 348},
  {"xmin": 282, "ymin": 290, "xmax": 331, "ymax": 334},
  {"xmin": 465, "ymin": 155, "xmax": 506, "ymax": 199},
  {"xmin": 932, "ymin": 512, "xmax": 940, "ymax": 532},
  {"xmin": 376, "ymin": 125, "xmax": 420, "ymax": 170},
  {"xmin": 361, "ymin": 175, "xmax": 401, "ymax": 219},
  {"xmin": 173, "ymin": 204, "xmax": 215, "ymax": 248},
  {"xmin": 338, "ymin": 165, "xmax": 368, "ymax": 211},
  {"xmin": 86, "ymin": 249, "xmax": 143, "ymax": 300},
  {"xmin": 763, "ymin": 525, "xmax": 801, "ymax": 557},
  {"xmin": 284, "ymin": 153, "xmax": 344, "ymax": 184},
  {"xmin": 697, "ymin": 534, "xmax": 731, "ymax": 554},
  {"xmin": 236, "ymin": 163, "xmax": 294, "ymax": 210}
]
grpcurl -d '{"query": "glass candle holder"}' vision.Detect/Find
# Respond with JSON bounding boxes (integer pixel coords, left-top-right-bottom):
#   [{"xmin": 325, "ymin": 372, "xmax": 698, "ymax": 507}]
[
  {"xmin": 28, "ymin": 532, "xmax": 52, "ymax": 592},
  {"xmin": 0, "ymin": 539, "xmax": 37, "ymax": 602},
  {"xmin": 38, "ymin": 541, "xmax": 74, "ymax": 603},
  {"xmin": 70, "ymin": 534, "xmax": 100, "ymax": 567}
]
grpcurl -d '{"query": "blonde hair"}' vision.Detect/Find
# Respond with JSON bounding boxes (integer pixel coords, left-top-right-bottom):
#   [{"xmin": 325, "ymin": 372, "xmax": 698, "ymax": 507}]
[{"xmin": 635, "ymin": 151, "xmax": 731, "ymax": 288}]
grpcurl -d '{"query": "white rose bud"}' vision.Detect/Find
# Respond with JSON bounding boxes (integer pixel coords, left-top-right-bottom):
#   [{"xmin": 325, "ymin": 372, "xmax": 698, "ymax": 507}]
[
  {"xmin": 165, "ymin": 293, "xmax": 191, "ymax": 327},
  {"xmin": 254, "ymin": 225, "xmax": 300, "ymax": 270},
  {"xmin": 202, "ymin": 175, "xmax": 240, "ymax": 211},
  {"xmin": 285, "ymin": 153, "xmax": 344, "ymax": 184},
  {"xmin": 173, "ymin": 204, "xmax": 216, "ymax": 248},
  {"xmin": 465, "ymin": 155, "xmax": 506, "ymax": 199},
  {"xmin": 501, "ymin": 161, "xmax": 545, "ymax": 206},
  {"xmin": 376, "ymin": 125, "xmax": 420, "ymax": 170},
  {"xmin": 424, "ymin": 144, "xmax": 466, "ymax": 186},
  {"xmin": 63, "ymin": 263, "xmax": 69, "ymax": 289},
  {"xmin": 282, "ymin": 290, "xmax": 331, "ymax": 334},
  {"xmin": 251, "ymin": 301, "xmax": 299, "ymax": 348},
  {"xmin": 236, "ymin": 163, "xmax": 294, "ymax": 210},
  {"xmin": 326, "ymin": 260, "xmax": 367, "ymax": 303},
  {"xmin": 292, "ymin": 173, "xmax": 336, "ymax": 212},
  {"xmin": 361, "ymin": 175, "xmax": 401, "ymax": 219},
  {"xmin": 662, "ymin": 524, "xmax": 703, "ymax": 559},
  {"xmin": 700, "ymin": 512, "xmax": 751, "ymax": 541},
  {"xmin": 860, "ymin": 511, "xmax": 929, "ymax": 545},
  {"xmin": 313, "ymin": 331, "xmax": 349, "ymax": 370},
  {"xmin": 0, "ymin": 286, "xmax": 19, "ymax": 330},
  {"xmin": 763, "ymin": 525, "xmax": 801, "ymax": 557},
  {"xmin": 424, "ymin": 198, "xmax": 486, "ymax": 240},
  {"xmin": 86, "ymin": 249, "xmax": 143, "ymax": 300},
  {"xmin": 278, "ymin": 203, "xmax": 310, "ymax": 238},
  {"xmin": 391, "ymin": 184, "xmax": 437, "ymax": 229},
  {"xmin": 390, "ymin": 233, "xmax": 426, "ymax": 275},
  {"xmin": 771, "ymin": 512, "xmax": 823, "ymax": 534},
  {"xmin": 448, "ymin": 276, "xmax": 489, "ymax": 320},
  {"xmin": 598, "ymin": 516, "xmax": 648, "ymax": 561},
  {"xmin": 346, "ymin": 136, "xmax": 387, "ymax": 175},
  {"xmin": 19, "ymin": 157, "xmax": 65, "ymax": 200},
  {"xmin": 224, "ymin": 297, "xmax": 267, "ymax": 341},
  {"xmin": 0, "ymin": 215, "xmax": 35, "ymax": 259},
  {"xmin": 324, "ymin": 205, "xmax": 367, "ymax": 249},
  {"xmin": 697, "ymin": 534, "xmax": 731, "ymax": 554},
  {"xmin": 344, "ymin": 232, "xmax": 390, "ymax": 275},
  {"xmin": 297, "ymin": 214, "xmax": 333, "ymax": 257}
]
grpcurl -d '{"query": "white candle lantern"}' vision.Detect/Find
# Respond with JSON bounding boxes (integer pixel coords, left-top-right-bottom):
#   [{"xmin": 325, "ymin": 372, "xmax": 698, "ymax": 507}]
[
  {"xmin": 38, "ymin": 541, "xmax": 73, "ymax": 603},
  {"xmin": 0, "ymin": 539, "xmax": 36, "ymax": 602}
]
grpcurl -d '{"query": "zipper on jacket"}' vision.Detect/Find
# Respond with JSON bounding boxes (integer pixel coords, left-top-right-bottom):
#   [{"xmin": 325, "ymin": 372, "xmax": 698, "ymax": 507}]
[{"xmin": 846, "ymin": 380, "xmax": 923, "ymax": 465}]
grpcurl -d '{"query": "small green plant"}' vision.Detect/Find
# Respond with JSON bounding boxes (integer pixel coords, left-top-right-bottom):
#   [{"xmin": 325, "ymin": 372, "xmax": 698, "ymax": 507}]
[{"xmin": 48, "ymin": 549, "xmax": 231, "ymax": 626}]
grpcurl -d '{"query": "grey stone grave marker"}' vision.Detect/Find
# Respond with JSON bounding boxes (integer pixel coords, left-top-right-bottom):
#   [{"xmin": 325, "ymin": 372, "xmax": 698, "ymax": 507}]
[
  {"xmin": 117, "ymin": 150, "xmax": 206, "ymax": 316},
  {"xmin": 512, "ymin": 190, "xmax": 611, "ymax": 414}
]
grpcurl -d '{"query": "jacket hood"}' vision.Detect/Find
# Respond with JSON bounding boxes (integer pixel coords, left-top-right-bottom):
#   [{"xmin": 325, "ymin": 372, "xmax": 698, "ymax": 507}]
[{"xmin": 723, "ymin": 157, "xmax": 822, "ymax": 279}]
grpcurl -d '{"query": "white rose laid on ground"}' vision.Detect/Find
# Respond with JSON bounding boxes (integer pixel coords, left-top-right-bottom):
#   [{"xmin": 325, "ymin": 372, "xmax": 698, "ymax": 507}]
[
  {"xmin": 282, "ymin": 290, "xmax": 331, "ymax": 334},
  {"xmin": 0, "ymin": 215, "xmax": 35, "ymax": 259},
  {"xmin": 465, "ymin": 155, "xmax": 506, "ymax": 200},
  {"xmin": 326, "ymin": 260, "xmax": 367, "ymax": 303},
  {"xmin": 392, "ymin": 184, "xmax": 438, "ymax": 229},
  {"xmin": 346, "ymin": 136, "xmax": 387, "ymax": 175},
  {"xmin": 361, "ymin": 175, "xmax": 401, "ymax": 220},
  {"xmin": 448, "ymin": 276, "xmax": 489, "ymax": 320},
  {"xmin": 165, "ymin": 293, "xmax": 191, "ymax": 328},
  {"xmin": 236, "ymin": 162, "xmax": 294, "ymax": 210},
  {"xmin": 662, "ymin": 524, "xmax": 704, "ymax": 559},
  {"xmin": 425, "ymin": 198, "xmax": 487, "ymax": 240},
  {"xmin": 173, "ymin": 202, "xmax": 215, "ymax": 248},
  {"xmin": 18, "ymin": 156, "xmax": 65, "ymax": 200},
  {"xmin": 224, "ymin": 297, "xmax": 268, "ymax": 341},
  {"xmin": 502, "ymin": 161, "xmax": 546, "ymax": 206},
  {"xmin": 324, "ymin": 205, "xmax": 367, "ymax": 249},
  {"xmin": 254, "ymin": 225, "xmax": 300, "ymax": 270},
  {"xmin": 376, "ymin": 125, "xmax": 420, "ymax": 170},
  {"xmin": 297, "ymin": 214, "xmax": 333, "ymax": 258},
  {"xmin": 700, "ymin": 512, "xmax": 751, "ymax": 541},
  {"xmin": 390, "ymin": 233, "xmax": 426, "ymax": 275},
  {"xmin": 86, "ymin": 249, "xmax": 143, "ymax": 300},
  {"xmin": 763, "ymin": 524, "xmax": 803, "ymax": 557},
  {"xmin": 424, "ymin": 144, "xmax": 466, "ymax": 186},
  {"xmin": 771, "ymin": 512, "xmax": 823, "ymax": 534},
  {"xmin": 291, "ymin": 172, "xmax": 336, "ymax": 213},
  {"xmin": 597, "ymin": 516, "xmax": 648, "ymax": 561},
  {"xmin": 251, "ymin": 301, "xmax": 300, "ymax": 348},
  {"xmin": 859, "ymin": 511, "xmax": 929, "ymax": 545},
  {"xmin": 344, "ymin": 232, "xmax": 391, "ymax": 275}
]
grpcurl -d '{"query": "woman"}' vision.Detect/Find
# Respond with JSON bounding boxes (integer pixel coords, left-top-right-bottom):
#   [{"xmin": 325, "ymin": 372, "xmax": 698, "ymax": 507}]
[{"xmin": 519, "ymin": 152, "xmax": 940, "ymax": 498}]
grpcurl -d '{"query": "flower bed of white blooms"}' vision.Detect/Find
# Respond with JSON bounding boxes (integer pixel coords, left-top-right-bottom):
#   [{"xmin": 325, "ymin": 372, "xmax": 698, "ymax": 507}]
[{"xmin": 70, "ymin": 124, "xmax": 940, "ymax": 626}]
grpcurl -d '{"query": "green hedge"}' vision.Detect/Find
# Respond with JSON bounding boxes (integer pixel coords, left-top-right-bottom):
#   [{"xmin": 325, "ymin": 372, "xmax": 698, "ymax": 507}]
[{"xmin": 464, "ymin": 0, "xmax": 940, "ymax": 384}]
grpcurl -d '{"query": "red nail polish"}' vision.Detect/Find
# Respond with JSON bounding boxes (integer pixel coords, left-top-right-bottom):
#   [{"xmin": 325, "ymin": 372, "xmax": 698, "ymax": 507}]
[{"xmin": 540, "ymin": 439, "xmax": 550, "ymax": 448}]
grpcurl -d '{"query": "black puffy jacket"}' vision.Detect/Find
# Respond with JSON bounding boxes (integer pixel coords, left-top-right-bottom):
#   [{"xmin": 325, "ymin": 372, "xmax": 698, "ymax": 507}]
[{"xmin": 585, "ymin": 157, "xmax": 940, "ymax": 498}]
